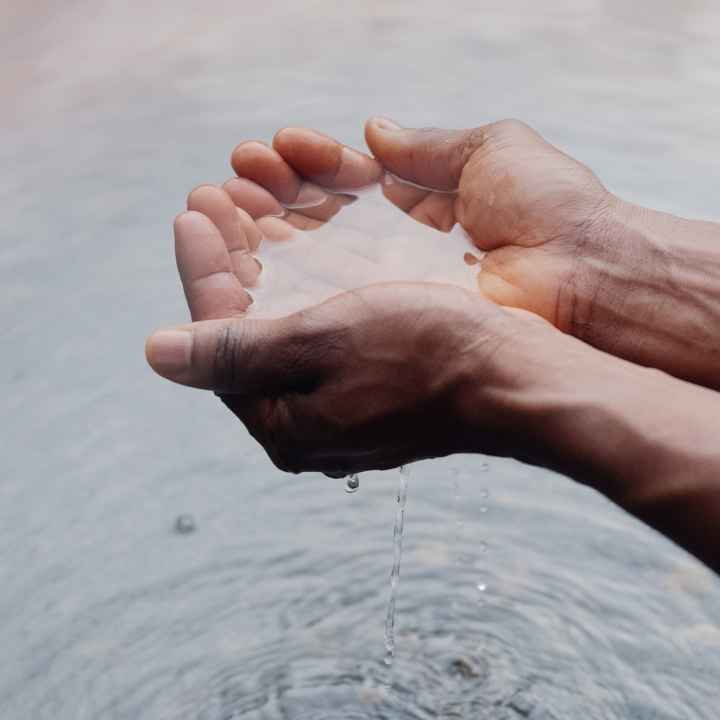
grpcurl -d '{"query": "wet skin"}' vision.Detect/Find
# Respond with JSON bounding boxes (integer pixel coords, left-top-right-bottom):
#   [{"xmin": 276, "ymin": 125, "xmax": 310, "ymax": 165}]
[{"xmin": 146, "ymin": 118, "xmax": 720, "ymax": 572}]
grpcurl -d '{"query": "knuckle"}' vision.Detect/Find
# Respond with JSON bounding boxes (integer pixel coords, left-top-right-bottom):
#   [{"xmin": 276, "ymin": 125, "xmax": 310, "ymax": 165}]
[
  {"xmin": 491, "ymin": 118, "xmax": 531, "ymax": 136},
  {"xmin": 213, "ymin": 321, "xmax": 247, "ymax": 391},
  {"xmin": 186, "ymin": 184, "xmax": 217, "ymax": 207},
  {"xmin": 458, "ymin": 127, "xmax": 489, "ymax": 163}
]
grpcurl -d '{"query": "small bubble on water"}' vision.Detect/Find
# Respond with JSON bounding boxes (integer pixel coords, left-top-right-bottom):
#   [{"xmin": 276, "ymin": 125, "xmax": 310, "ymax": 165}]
[
  {"xmin": 479, "ymin": 541, "xmax": 488, "ymax": 554},
  {"xmin": 345, "ymin": 474, "xmax": 360, "ymax": 494},
  {"xmin": 479, "ymin": 488, "xmax": 489, "ymax": 499},
  {"xmin": 476, "ymin": 582, "xmax": 487, "ymax": 593},
  {"xmin": 174, "ymin": 514, "xmax": 196, "ymax": 535},
  {"xmin": 478, "ymin": 461, "xmax": 490, "ymax": 472}
]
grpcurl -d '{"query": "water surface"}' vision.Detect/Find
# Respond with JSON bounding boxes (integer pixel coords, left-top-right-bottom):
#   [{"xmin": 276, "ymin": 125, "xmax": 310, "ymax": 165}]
[{"xmin": 2, "ymin": 2, "xmax": 720, "ymax": 718}]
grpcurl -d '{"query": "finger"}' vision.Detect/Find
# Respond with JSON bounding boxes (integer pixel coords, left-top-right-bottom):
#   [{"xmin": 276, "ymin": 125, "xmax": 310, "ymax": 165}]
[
  {"xmin": 174, "ymin": 211, "xmax": 252, "ymax": 321},
  {"xmin": 381, "ymin": 174, "xmax": 456, "ymax": 231},
  {"xmin": 230, "ymin": 141, "xmax": 301, "ymax": 204},
  {"xmin": 187, "ymin": 184, "xmax": 248, "ymax": 252},
  {"xmin": 226, "ymin": 162, "xmax": 353, "ymax": 227},
  {"xmin": 236, "ymin": 207, "xmax": 263, "ymax": 252},
  {"xmin": 223, "ymin": 177, "xmax": 283, "ymax": 220},
  {"xmin": 273, "ymin": 127, "xmax": 383, "ymax": 189},
  {"xmin": 284, "ymin": 182, "xmax": 356, "ymax": 224},
  {"xmin": 282, "ymin": 210, "xmax": 326, "ymax": 231},
  {"xmin": 256, "ymin": 215, "xmax": 296, "ymax": 241},
  {"xmin": 187, "ymin": 186, "xmax": 262, "ymax": 289},
  {"xmin": 145, "ymin": 314, "xmax": 334, "ymax": 394},
  {"xmin": 365, "ymin": 116, "xmax": 487, "ymax": 191}
]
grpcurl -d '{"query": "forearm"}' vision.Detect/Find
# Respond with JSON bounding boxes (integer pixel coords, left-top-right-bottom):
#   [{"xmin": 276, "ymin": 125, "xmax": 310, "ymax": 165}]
[
  {"xmin": 568, "ymin": 199, "xmax": 720, "ymax": 390},
  {"xmin": 539, "ymin": 358, "xmax": 720, "ymax": 569},
  {"xmin": 465, "ymin": 328, "xmax": 720, "ymax": 571}
]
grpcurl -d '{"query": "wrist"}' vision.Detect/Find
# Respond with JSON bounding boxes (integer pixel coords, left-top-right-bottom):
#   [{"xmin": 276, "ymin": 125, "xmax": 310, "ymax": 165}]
[
  {"xmin": 565, "ymin": 195, "xmax": 720, "ymax": 388},
  {"xmin": 455, "ymin": 316, "xmax": 717, "ymax": 500},
  {"xmin": 562, "ymin": 195, "xmax": 666, "ymax": 349}
]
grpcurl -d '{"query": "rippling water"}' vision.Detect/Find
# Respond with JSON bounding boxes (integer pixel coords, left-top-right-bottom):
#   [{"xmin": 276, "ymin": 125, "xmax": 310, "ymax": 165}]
[{"xmin": 2, "ymin": 1, "xmax": 720, "ymax": 718}]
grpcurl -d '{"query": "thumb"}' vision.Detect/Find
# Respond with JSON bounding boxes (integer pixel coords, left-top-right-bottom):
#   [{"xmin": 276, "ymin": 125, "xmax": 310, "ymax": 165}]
[
  {"xmin": 365, "ymin": 117, "xmax": 487, "ymax": 191},
  {"xmin": 145, "ymin": 316, "xmax": 323, "ymax": 394}
]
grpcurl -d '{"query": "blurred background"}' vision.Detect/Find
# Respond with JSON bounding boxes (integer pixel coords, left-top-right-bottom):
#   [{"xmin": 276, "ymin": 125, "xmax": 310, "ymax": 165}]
[{"xmin": 2, "ymin": 1, "xmax": 720, "ymax": 718}]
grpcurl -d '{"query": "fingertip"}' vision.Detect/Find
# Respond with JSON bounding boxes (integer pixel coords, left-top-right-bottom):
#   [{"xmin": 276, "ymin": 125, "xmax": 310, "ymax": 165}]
[
  {"xmin": 186, "ymin": 183, "xmax": 215, "ymax": 206},
  {"xmin": 145, "ymin": 328, "xmax": 194, "ymax": 381},
  {"xmin": 174, "ymin": 209, "xmax": 215, "ymax": 235},
  {"xmin": 365, "ymin": 117, "xmax": 403, "ymax": 160},
  {"xmin": 366, "ymin": 116, "xmax": 402, "ymax": 132},
  {"xmin": 230, "ymin": 140, "xmax": 268, "ymax": 163},
  {"xmin": 272, "ymin": 126, "xmax": 306, "ymax": 148}
]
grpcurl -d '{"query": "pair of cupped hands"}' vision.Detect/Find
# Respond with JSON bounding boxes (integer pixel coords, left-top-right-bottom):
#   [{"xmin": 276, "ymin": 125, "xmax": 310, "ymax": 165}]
[{"xmin": 144, "ymin": 117, "xmax": 635, "ymax": 475}]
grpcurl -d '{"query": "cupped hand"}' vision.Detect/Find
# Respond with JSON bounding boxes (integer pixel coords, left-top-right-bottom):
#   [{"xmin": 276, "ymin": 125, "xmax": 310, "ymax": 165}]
[
  {"xmin": 225, "ymin": 118, "xmax": 612, "ymax": 331},
  {"xmin": 148, "ymin": 277, "xmax": 556, "ymax": 473},
  {"xmin": 147, "ymin": 192, "xmax": 561, "ymax": 473}
]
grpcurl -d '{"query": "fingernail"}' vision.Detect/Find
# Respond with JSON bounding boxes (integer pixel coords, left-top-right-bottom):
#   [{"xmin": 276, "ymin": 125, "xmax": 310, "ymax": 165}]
[
  {"xmin": 146, "ymin": 329, "xmax": 192, "ymax": 378},
  {"xmin": 372, "ymin": 116, "xmax": 402, "ymax": 132},
  {"xmin": 291, "ymin": 183, "xmax": 328, "ymax": 209}
]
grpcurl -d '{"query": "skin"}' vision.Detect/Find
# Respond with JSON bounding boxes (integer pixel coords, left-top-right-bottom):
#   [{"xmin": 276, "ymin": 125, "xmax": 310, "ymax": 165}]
[
  {"xmin": 226, "ymin": 118, "xmax": 720, "ymax": 390},
  {"xmin": 146, "ymin": 118, "xmax": 720, "ymax": 572}
]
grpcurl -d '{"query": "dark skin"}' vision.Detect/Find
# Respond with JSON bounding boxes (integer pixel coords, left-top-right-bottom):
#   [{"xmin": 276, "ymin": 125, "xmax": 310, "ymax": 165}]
[{"xmin": 146, "ymin": 118, "xmax": 720, "ymax": 573}]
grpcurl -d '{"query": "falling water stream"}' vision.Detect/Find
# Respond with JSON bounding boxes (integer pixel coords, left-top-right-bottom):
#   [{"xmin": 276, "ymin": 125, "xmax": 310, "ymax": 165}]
[
  {"xmin": 4, "ymin": 3, "xmax": 720, "ymax": 715},
  {"xmin": 384, "ymin": 465, "xmax": 410, "ymax": 667}
]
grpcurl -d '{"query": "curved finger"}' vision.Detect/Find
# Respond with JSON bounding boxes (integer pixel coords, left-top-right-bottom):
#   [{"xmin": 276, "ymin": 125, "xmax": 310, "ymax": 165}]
[
  {"xmin": 236, "ymin": 207, "xmax": 263, "ymax": 252},
  {"xmin": 284, "ymin": 181, "xmax": 357, "ymax": 224},
  {"xmin": 381, "ymin": 174, "xmax": 457, "ymax": 231},
  {"xmin": 256, "ymin": 215, "xmax": 296, "ymax": 241},
  {"xmin": 230, "ymin": 141, "xmax": 301, "ymax": 204},
  {"xmin": 187, "ymin": 185, "xmax": 262, "ymax": 288},
  {"xmin": 187, "ymin": 184, "xmax": 248, "ymax": 253},
  {"xmin": 223, "ymin": 177, "xmax": 283, "ymax": 219},
  {"xmin": 174, "ymin": 211, "xmax": 252, "ymax": 321},
  {"xmin": 273, "ymin": 127, "xmax": 383, "ymax": 190},
  {"xmin": 365, "ymin": 116, "xmax": 481, "ymax": 190}
]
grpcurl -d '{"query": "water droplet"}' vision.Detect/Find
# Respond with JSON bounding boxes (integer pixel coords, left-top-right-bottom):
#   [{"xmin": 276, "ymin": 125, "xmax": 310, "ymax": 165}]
[
  {"xmin": 479, "ymin": 488, "xmax": 489, "ymax": 499},
  {"xmin": 479, "ymin": 541, "xmax": 488, "ymax": 554},
  {"xmin": 345, "ymin": 474, "xmax": 360, "ymax": 494},
  {"xmin": 174, "ymin": 514, "xmax": 196, "ymax": 535},
  {"xmin": 478, "ymin": 461, "xmax": 490, "ymax": 472},
  {"xmin": 476, "ymin": 582, "xmax": 487, "ymax": 593},
  {"xmin": 479, "ymin": 506, "xmax": 488, "ymax": 514}
]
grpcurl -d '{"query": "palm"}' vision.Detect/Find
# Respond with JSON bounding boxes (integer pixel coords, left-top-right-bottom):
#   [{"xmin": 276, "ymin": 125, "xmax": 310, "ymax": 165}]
[{"xmin": 454, "ymin": 121, "xmax": 608, "ymax": 324}]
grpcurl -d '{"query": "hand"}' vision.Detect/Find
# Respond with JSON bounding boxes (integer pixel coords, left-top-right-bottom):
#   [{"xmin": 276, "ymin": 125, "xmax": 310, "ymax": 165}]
[
  {"xmin": 146, "ymin": 263, "xmax": 556, "ymax": 473},
  {"xmin": 151, "ymin": 197, "xmax": 550, "ymax": 473},
  {"xmin": 147, "ymin": 190, "xmax": 720, "ymax": 572},
  {"xmin": 224, "ymin": 118, "xmax": 610, "ymax": 330},
  {"xmin": 227, "ymin": 119, "xmax": 720, "ymax": 390}
]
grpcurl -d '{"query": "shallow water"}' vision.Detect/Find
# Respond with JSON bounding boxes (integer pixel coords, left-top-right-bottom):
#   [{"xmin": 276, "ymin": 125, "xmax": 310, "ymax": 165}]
[{"xmin": 2, "ymin": 1, "xmax": 720, "ymax": 718}]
